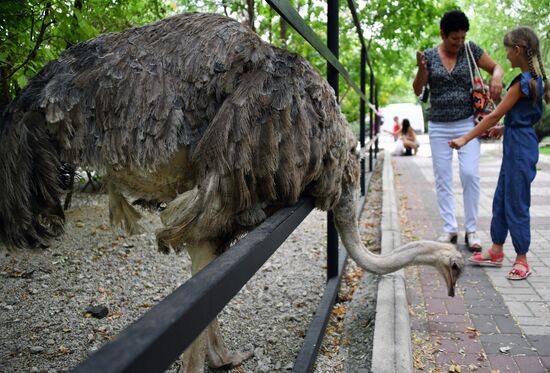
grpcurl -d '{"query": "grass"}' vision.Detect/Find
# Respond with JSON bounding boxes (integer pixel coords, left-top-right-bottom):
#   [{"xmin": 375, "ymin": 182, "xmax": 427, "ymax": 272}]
[{"xmin": 540, "ymin": 146, "xmax": 550, "ymax": 156}]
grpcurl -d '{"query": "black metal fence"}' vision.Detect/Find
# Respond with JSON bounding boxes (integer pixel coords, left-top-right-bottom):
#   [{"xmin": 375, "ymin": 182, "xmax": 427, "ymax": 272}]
[{"xmin": 74, "ymin": 1, "xmax": 380, "ymax": 372}]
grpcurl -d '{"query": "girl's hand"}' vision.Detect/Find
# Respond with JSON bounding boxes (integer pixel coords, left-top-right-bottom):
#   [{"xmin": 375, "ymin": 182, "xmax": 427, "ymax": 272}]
[
  {"xmin": 448, "ymin": 137, "xmax": 467, "ymax": 149},
  {"xmin": 488, "ymin": 125, "xmax": 504, "ymax": 139}
]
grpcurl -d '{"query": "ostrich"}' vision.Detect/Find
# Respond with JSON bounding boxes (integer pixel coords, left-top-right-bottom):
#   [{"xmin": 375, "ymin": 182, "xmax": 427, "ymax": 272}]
[{"xmin": 0, "ymin": 13, "xmax": 463, "ymax": 372}]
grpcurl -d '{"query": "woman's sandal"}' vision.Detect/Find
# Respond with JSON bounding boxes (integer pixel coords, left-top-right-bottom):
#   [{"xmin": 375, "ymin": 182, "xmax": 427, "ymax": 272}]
[
  {"xmin": 468, "ymin": 248, "xmax": 504, "ymax": 267},
  {"xmin": 507, "ymin": 260, "xmax": 531, "ymax": 281}
]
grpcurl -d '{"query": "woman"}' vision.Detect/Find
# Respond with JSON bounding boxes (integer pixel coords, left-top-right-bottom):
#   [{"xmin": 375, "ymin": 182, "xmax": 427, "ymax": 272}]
[
  {"xmin": 413, "ymin": 10, "xmax": 504, "ymax": 251},
  {"xmin": 391, "ymin": 118, "xmax": 418, "ymax": 156}
]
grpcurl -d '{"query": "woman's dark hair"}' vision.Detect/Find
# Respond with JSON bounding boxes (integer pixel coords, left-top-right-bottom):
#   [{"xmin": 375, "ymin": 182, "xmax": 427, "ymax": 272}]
[
  {"xmin": 401, "ymin": 119, "xmax": 411, "ymax": 134},
  {"xmin": 440, "ymin": 10, "xmax": 469, "ymax": 36}
]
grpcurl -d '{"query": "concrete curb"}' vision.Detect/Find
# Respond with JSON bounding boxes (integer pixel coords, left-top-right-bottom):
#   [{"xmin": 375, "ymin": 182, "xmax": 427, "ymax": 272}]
[{"xmin": 370, "ymin": 149, "xmax": 414, "ymax": 373}]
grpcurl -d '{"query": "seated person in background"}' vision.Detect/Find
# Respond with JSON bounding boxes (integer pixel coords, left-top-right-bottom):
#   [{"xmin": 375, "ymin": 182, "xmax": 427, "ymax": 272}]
[{"xmin": 392, "ymin": 118, "xmax": 419, "ymax": 156}]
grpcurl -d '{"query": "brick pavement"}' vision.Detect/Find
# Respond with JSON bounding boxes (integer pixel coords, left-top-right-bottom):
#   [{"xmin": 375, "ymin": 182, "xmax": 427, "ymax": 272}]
[{"xmin": 388, "ymin": 135, "xmax": 550, "ymax": 373}]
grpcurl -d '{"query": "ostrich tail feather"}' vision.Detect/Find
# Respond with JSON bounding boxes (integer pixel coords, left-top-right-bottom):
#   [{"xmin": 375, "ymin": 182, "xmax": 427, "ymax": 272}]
[{"xmin": 0, "ymin": 111, "xmax": 64, "ymax": 249}]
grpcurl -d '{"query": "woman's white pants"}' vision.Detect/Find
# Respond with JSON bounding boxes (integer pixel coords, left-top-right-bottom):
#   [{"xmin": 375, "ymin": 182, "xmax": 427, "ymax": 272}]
[{"xmin": 429, "ymin": 117, "xmax": 480, "ymax": 234}]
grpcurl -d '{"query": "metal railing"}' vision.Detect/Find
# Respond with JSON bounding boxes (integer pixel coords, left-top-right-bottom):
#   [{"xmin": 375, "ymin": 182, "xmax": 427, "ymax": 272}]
[{"xmin": 74, "ymin": 1, "xmax": 380, "ymax": 372}]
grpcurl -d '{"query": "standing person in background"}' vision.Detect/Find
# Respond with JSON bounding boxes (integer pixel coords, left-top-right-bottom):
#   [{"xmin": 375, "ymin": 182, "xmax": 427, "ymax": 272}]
[
  {"xmin": 450, "ymin": 26, "xmax": 550, "ymax": 280},
  {"xmin": 413, "ymin": 9, "xmax": 504, "ymax": 251},
  {"xmin": 392, "ymin": 116, "xmax": 401, "ymax": 141}
]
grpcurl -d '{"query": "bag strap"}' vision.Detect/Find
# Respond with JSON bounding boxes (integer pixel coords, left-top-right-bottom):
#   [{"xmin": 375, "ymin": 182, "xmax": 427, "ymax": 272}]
[
  {"xmin": 465, "ymin": 41, "xmax": 476, "ymax": 87},
  {"xmin": 465, "ymin": 41, "xmax": 487, "ymax": 93}
]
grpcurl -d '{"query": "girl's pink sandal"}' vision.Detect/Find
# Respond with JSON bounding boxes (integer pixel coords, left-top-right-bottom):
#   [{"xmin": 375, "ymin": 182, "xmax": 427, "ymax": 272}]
[
  {"xmin": 507, "ymin": 260, "xmax": 531, "ymax": 281},
  {"xmin": 468, "ymin": 248, "xmax": 504, "ymax": 267}
]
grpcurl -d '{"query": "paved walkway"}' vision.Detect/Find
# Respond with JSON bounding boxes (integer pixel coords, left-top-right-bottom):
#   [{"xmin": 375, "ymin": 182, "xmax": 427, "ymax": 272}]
[{"xmin": 386, "ymin": 134, "xmax": 550, "ymax": 373}]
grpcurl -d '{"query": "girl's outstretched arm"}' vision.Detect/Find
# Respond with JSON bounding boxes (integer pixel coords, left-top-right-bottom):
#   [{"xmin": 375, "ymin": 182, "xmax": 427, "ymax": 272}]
[{"xmin": 449, "ymin": 82, "xmax": 522, "ymax": 149}]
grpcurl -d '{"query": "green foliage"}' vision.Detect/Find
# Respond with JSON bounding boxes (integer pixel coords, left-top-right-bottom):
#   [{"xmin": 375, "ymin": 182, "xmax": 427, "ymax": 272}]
[
  {"xmin": 0, "ymin": 0, "xmax": 168, "ymax": 106},
  {"xmin": 2, "ymin": 0, "xmax": 548, "ymax": 132}
]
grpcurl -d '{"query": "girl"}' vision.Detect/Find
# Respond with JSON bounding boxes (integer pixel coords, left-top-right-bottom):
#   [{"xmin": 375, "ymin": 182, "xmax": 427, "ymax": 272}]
[{"xmin": 449, "ymin": 26, "xmax": 550, "ymax": 280}]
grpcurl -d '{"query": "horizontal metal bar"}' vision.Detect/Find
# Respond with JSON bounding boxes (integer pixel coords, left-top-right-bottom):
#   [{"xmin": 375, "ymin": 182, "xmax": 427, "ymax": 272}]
[
  {"xmin": 265, "ymin": 0, "xmax": 369, "ymax": 104},
  {"xmin": 360, "ymin": 134, "xmax": 381, "ymax": 159},
  {"xmin": 73, "ymin": 197, "xmax": 314, "ymax": 373},
  {"xmin": 346, "ymin": 0, "xmax": 366, "ymax": 53}
]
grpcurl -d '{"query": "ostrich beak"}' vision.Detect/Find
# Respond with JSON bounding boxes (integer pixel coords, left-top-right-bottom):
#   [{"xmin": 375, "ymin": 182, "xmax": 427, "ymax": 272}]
[{"xmin": 442, "ymin": 261, "xmax": 463, "ymax": 297}]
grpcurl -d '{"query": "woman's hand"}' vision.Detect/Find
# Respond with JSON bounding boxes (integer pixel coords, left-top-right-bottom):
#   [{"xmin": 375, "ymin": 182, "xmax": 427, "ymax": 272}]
[
  {"xmin": 416, "ymin": 51, "xmax": 427, "ymax": 72},
  {"xmin": 488, "ymin": 125, "xmax": 504, "ymax": 139},
  {"xmin": 489, "ymin": 77, "xmax": 503, "ymax": 102},
  {"xmin": 448, "ymin": 137, "xmax": 467, "ymax": 149}
]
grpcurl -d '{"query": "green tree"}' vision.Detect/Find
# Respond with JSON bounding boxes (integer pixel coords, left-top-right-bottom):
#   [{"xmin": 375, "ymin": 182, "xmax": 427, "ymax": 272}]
[
  {"xmin": 0, "ymin": 0, "xmax": 168, "ymax": 111},
  {"xmin": 3, "ymin": 0, "xmax": 548, "ymax": 139}
]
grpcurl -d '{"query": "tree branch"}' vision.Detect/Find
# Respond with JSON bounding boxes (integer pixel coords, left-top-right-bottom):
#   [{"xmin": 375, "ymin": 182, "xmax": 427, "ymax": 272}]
[{"xmin": 5, "ymin": 2, "xmax": 53, "ymax": 80}]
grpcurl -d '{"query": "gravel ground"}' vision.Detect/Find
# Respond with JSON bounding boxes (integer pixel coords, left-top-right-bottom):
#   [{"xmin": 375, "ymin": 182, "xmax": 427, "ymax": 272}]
[{"xmin": 0, "ymin": 159, "xmax": 382, "ymax": 373}]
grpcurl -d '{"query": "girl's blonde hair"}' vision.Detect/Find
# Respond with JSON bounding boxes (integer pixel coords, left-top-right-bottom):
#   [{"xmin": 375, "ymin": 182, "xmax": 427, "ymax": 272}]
[{"xmin": 504, "ymin": 26, "xmax": 550, "ymax": 104}]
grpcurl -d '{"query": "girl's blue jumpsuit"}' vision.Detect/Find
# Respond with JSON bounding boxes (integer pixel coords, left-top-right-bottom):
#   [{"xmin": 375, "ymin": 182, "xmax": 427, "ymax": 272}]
[{"xmin": 491, "ymin": 71, "xmax": 544, "ymax": 254}]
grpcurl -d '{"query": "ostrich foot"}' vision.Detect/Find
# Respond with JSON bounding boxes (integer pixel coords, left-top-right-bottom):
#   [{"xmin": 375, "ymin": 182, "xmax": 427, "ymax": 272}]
[
  {"xmin": 207, "ymin": 349, "xmax": 254, "ymax": 370},
  {"xmin": 206, "ymin": 320, "xmax": 254, "ymax": 369}
]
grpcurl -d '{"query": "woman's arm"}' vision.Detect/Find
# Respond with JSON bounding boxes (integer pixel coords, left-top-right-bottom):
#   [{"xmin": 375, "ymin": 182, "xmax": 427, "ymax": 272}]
[
  {"xmin": 449, "ymin": 82, "xmax": 521, "ymax": 149},
  {"xmin": 477, "ymin": 52, "xmax": 504, "ymax": 101},
  {"xmin": 413, "ymin": 51, "xmax": 429, "ymax": 96}
]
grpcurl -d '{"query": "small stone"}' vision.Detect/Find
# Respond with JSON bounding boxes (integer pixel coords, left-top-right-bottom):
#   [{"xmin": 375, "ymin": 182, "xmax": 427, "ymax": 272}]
[
  {"xmin": 46, "ymin": 339, "xmax": 55, "ymax": 345},
  {"xmin": 30, "ymin": 346, "xmax": 44, "ymax": 354}
]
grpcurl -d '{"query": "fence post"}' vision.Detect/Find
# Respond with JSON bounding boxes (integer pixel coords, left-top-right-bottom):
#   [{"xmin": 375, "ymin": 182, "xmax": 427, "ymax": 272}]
[
  {"xmin": 374, "ymin": 85, "xmax": 379, "ymax": 156},
  {"xmin": 360, "ymin": 46, "xmax": 366, "ymax": 196},
  {"xmin": 326, "ymin": 0, "xmax": 339, "ymax": 280},
  {"xmin": 369, "ymin": 70, "xmax": 374, "ymax": 172}
]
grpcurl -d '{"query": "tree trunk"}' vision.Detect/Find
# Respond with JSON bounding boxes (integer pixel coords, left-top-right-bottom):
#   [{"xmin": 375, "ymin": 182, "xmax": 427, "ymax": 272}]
[
  {"xmin": 246, "ymin": 0, "xmax": 255, "ymax": 32},
  {"xmin": 280, "ymin": 17, "xmax": 287, "ymax": 46},
  {"xmin": 268, "ymin": 7, "xmax": 272, "ymax": 43},
  {"xmin": 0, "ymin": 66, "xmax": 11, "ymax": 112}
]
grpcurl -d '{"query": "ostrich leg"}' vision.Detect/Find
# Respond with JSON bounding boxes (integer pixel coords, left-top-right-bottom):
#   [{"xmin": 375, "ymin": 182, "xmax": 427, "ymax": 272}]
[
  {"xmin": 205, "ymin": 318, "xmax": 254, "ymax": 369},
  {"xmin": 180, "ymin": 242, "xmax": 253, "ymax": 372}
]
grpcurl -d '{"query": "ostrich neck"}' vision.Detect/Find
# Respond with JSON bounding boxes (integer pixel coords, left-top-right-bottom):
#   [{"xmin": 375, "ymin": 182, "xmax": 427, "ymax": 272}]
[{"xmin": 338, "ymin": 222, "xmax": 427, "ymax": 274}]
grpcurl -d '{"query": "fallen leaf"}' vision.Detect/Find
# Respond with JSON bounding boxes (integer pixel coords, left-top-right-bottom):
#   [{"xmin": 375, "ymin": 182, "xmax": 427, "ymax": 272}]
[
  {"xmin": 449, "ymin": 363, "xmax": 462, "ymax": 372},
  {"xmin": 331, "ymin": 305, "xmax": 346, "ymax": 318},
  {"xmin": 468, "ymin": 364, "xmax": 478, "ymax": 371}
]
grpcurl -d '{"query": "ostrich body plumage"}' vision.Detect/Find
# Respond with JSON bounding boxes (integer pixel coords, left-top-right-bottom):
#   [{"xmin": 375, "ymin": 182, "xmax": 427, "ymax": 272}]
[{"xmin": 0, "ymin": 13, "xmax": 357, "ymax": 251}]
